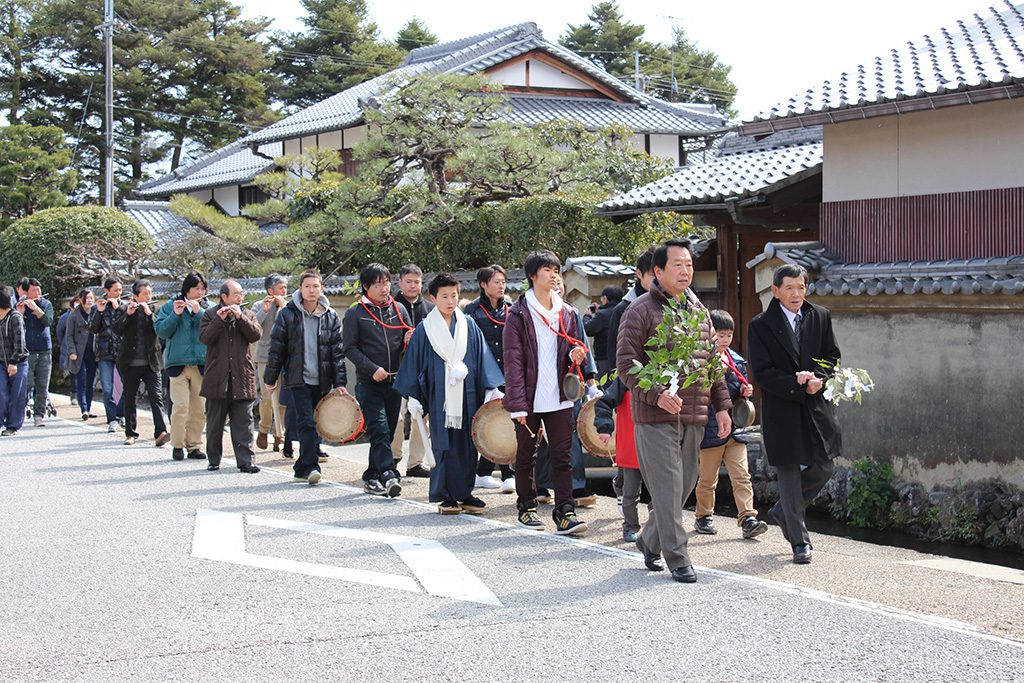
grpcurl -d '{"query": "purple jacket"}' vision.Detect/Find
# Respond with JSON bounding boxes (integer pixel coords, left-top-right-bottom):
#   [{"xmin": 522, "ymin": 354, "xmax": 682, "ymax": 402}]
[{"xmin": 501, "ymin": 296, "xmax": 584, "ymax": 415}]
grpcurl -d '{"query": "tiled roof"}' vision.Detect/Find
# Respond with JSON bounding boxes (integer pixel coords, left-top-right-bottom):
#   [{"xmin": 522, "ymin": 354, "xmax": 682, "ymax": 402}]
[
  {"xmin": 121, "ymin": 200, "xmax": 203, "ymax": 247},
  {"xmin": 597, "ymin": 128, "xmax": 823, "ymax": 215},
  {"xmin": 244, "ymin": 22, "xmax": 723, "ymax": 146},
  {"xmin": 136, "ymin": 142, "xmax": 276, "ymax": 198},
  {"xmin": 744, "ymin": 241, "xmax": 841, "ymax": 272},
  {"xmin": 562, "ymin": 256, "xmax": 635, "ymax": 278},
  {"xmin": 809, "ymin": 256, "xmax": 1024, "ymax": 296},
  {"xmin": 742, "ymin": 2, "xmax": 1024, "ymax": 134},
  {"xmin": 745, "ymin": 242, "xmax": 1024, "ymax": 296},
  {"xmin": 504, "ymin": 94, "xmax": 720, "ymax": 134}
]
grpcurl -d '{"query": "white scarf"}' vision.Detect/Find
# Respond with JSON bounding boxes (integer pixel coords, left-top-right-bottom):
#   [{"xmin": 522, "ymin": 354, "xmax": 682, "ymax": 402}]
[
  {"xmin": 423, "ymin": 306, "xmax": 469, "ymax": 429},
  {"xmin": 525, "ymin": 288, "xmax": 563, "ymax": 323}
]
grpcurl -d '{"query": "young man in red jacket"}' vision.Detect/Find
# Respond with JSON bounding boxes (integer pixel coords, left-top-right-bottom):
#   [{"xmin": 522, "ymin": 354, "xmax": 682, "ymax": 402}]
[{"xmin": 502, "ymin": 250, "xmax": 588, "ymax": 536}]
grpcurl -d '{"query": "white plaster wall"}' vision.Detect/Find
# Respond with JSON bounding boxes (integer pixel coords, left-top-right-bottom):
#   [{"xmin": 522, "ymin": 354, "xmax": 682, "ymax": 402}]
[
  {"xmin": 648, "ymin": 134, "xmax": 679, "ymax": 165},
  {"xmin": 283, "ymin": 138, "xmax": 300, "ymax": 157},
  {"xmin": 343, "ymin": 125, "xmax": 367, "ymax": 148},
  {"xmin": 300, "ymin": 135, "xmax": 317, "ymax": 153},
  {"xmin": 823, "ymin": 99, "xmax": 1024, "ymax": 201},
  {"xmin": 529, "ymin": 60, "xmax": 590, "ymax": 89},
  {"xmin": 630, "ymin": 134, "xmax": 646, "ymax": 153},
  {"xmin": 188, "ymin": 190, "xmax": 213, "ymax": 203},
  {"xmin": 212, "ymin": 185, "xmax": 239, "ymax": 216},
  {"xmin": 319, "ymin": 130, "xmax": 343, "ymax": 150},
  {"xmin": 486, "ymin": 61, "xmax": 527, "ymax": 86}
]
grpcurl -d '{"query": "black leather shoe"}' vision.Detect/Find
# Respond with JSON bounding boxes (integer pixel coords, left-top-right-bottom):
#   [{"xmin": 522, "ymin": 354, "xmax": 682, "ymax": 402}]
[
  {"xmin": 187, "ymin": 450, "xmax": 207, "ymax": 460},
  {"xmin": 206, "ymin": 464, "xmax": 219, "ymax": 471},
  {"xmin": 635, "ymin": 537, "xmax": 663, "ymax": 572},
  {"xmin": 671, "ymin": 565, "xmax": 697, "ymax": 583},
  {"xmin": 792, "ymin": 544, "xmax": 813, "ymax": 564},
  {"xmin": 238, "ymin": 464, "xmax": 260, "ymax": 473},
  {"xmin": 172, "ymin": 448, "xmax": 185, "ymax": 461},
  {"xmin": 406, "ymin": 464, "xmax": 431, "ymax": 478}
]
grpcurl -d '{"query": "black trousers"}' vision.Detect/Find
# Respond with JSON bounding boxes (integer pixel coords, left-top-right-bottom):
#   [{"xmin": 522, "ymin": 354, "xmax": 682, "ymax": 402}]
[
  {"xmin": 120, "ymin": 365, "xmax": 166, "ymax": 438},
  {"xmin": 514, "ymin": 407, "xmax": 574, "ymax": 509},
  {"xmin": 205, "ymin": 396, "xmax": 255, "ymax": 468},
  {"xmin": 772, "ymin": 456, "xmax": 835, "ymax": 547}
]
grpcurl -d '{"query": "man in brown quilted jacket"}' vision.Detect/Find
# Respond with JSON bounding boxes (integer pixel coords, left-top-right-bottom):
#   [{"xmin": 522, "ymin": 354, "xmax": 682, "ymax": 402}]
[{"xmin": 616, "ymin": 238, "xmax": 733, "ymax": 583}]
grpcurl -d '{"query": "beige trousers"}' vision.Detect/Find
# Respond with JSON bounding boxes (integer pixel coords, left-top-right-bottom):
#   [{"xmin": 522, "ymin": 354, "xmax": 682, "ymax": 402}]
[
  {"xmin": 391, "ymin": 398, "xmax": 426, "ymax": 469},
  {"xmin": 169, "ymin": 365, "xmax": 206, "ymax": 450},
  {"xmin": 695, "ymin": 437, "xmax": 757, "ymax": 524},
  {"xmin": 255, "ymin": 361, "xmax": 285, "ymax": 438}
]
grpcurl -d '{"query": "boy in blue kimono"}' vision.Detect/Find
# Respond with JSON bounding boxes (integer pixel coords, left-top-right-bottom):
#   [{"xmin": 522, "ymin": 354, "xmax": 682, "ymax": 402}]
[{"xmin": 394, "ymin": 273, "xmax": 505, "ymax": 515}]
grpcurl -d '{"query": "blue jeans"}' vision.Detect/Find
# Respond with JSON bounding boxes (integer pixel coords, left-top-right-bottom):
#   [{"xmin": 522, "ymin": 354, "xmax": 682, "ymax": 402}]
[
  {"xmin": 72, "ymin": 350, "xmax": 97, "ymax": 413},
  {"xmin": 287, "ymin": 383, "xmax": 326, "ymax": 478},
  {"xmin": 97, "ymin": 360, "xmax": 124, "ymax": 423},
  {"xmin": 356, "ymin": 380, "xmax": 402, "ymax": 483},
  {"xmin": 0, "ymin": 360, "xmax": 28, "ymax": 431}
]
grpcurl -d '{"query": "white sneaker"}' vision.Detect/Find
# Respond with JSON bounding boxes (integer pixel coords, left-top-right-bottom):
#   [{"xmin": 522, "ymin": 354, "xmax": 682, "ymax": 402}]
[
  {"xmin": 617, "ymin": 497, "xmax": 624, "ymax": 518},
  {"xmin": 34, "ymin": 416, "xmax": 44, "ymax": 427},
  {"xmin": 474, "ymin": 475, "xmax": 501, "ymax": 489},
  {"xmin": 107, "ymin": 421, "xmax": 117, "ymax": 433},
  {"xmin": 501, "ymin": 477, "xmax": 515, "ymax": 494}
]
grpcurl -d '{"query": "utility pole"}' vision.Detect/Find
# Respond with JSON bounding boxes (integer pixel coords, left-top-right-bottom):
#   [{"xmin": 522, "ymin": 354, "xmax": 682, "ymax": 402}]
[
  {"xmin": 634, "ymin": 50, "xmax": 641, "ymax": 91},
  {"xmin": 103, "ymin": 0, "xmax": 114, "ymax": 207}
]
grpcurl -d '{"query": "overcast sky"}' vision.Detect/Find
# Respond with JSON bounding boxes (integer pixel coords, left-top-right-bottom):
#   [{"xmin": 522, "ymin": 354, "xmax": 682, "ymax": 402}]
[{"xmin": 235, "ymin": 0, "xmax": 995, "ymax": 118}]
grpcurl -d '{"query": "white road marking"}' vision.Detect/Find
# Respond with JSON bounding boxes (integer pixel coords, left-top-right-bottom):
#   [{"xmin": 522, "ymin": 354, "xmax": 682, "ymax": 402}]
[
  {"xmin": 45, "ymin": 418, "xmax": 1024, "ymax": 649},
  {"xmin": 192, "ymin": 509, "xmax": 502, "ymax": 606},
  {"xmin": 257, "ymin": 467, "xmax": 1024, "ymax": 649}
]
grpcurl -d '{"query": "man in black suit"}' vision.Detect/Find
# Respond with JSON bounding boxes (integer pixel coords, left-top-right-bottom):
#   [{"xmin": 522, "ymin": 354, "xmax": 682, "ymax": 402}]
[{"xmin": 748, "ymin": 264, "xmax": 842, "ymax": 565}]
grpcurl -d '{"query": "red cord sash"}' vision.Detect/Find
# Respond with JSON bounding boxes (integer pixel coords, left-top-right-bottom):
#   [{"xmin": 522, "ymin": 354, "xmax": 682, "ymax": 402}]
[
  {"xmin": 721, "ymin": 351, "xmax": 749, "ymax": 386},
  {"xmin": 529, "ymin": 303, "xmax": 589, "ymax": 380},
  {"xmin": 479, "ymin": 301, "xmax": 508, "ymax": 327},
  {"xmin": 360, "ymin": 298, "xmax": 413, "ymax": 332}
]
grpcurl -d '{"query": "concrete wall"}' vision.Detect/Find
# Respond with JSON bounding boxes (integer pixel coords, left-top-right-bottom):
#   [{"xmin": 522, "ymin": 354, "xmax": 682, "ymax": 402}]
[
  {"xmin": 823, "ymin": 99, "xmax": 1024, "ymax": 201},
  {"xmin": 820, "ymin": 298, "xmax": 1024, "ymax": 490}
]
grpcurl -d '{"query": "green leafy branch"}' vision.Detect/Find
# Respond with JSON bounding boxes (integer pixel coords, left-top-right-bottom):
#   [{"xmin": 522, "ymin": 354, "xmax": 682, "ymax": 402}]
[{"xmin": 627, "ymin": 298, "xmax": 724, "ymax": 393}]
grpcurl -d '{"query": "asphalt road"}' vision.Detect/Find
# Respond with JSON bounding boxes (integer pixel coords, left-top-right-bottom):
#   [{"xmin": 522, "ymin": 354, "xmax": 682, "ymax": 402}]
[{"xmin": 2, "ymin": 418, "xmax": 1022, "ymax": 682}]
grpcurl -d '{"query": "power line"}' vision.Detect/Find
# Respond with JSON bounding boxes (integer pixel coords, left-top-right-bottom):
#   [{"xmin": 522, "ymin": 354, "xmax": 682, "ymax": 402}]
[{"xmin": 112, "ymin": 104, "xmax": 258, "ymax": 130}]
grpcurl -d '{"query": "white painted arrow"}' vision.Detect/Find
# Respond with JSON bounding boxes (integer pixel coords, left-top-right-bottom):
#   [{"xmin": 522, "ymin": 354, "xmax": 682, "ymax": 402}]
[{"xmin": 191, "ymin": 508, "xmax": 502, "ymax": 607}]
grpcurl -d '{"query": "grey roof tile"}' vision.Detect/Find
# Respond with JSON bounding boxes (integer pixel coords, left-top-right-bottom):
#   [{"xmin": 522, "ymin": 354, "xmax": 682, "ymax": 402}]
[
  {"xmin": 562, "ymin": 256, "xmax": 635, "ymax": 278},
  {"xmin": 746, "ymin": 2, "xmax": 1024, "ymax": 127},
  {"xmin": 139, "ymin": 23, "xmax": 728, "ymax": 199},
  {"xmin": 744, "ymin": 243, "xmax": 1024, "ymax": 296},
  {"xmin": 598, "ymin": 128, "xmax": 823, "ymax": 213},
  {"xmin": 136, "ymin": 143, "xmax": 276, "ymax": 197},
  {"xmin": 121, "ymin": 200, "xmax": 203, "ymax": 247}
]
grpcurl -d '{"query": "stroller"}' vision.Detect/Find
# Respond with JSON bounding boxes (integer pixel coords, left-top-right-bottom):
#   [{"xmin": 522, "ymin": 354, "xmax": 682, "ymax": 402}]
[{"xmin": 25, "ymin": 389, "xmax": 59, "ymax": 420}]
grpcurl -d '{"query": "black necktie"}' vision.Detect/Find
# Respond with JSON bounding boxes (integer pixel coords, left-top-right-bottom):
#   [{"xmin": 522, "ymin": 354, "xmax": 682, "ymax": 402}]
[{"xmin": 793, "ymin": 313, "xmax": 802, "ymax": 346}]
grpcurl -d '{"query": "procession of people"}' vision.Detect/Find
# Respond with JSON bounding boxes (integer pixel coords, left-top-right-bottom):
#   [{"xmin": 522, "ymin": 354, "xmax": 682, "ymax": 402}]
[{"xmin": 0, "ymin": 238, "xmax": 845, "ymax": 581}]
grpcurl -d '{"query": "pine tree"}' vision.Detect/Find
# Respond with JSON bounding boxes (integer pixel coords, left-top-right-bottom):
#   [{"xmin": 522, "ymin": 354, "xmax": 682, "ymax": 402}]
[
  {"xmin": 395, "ymin": 17, "xmax": 437, "ymax": 52},
  {"xmin": 20, "ymin": 0, "xmax": 277, "ymax": 200},
  {"xmin": 272, "ymin": 0, "xmax": 405, "ymax": 110}
]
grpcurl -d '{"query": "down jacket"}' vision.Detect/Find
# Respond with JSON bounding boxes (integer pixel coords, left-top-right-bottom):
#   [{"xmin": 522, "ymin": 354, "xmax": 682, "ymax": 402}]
[
  {"xmin": 263, "ymin": 291, "xmax": 346, "ymax": 394},
  {"xmin": 615, "ymin": 279, "xmax": 731, "ymax": 425}
]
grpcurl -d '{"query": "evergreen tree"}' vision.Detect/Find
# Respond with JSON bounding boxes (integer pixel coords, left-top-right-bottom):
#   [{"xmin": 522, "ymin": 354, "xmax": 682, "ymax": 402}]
[
  {"xmin": 560, "ymin": 2, "xmax": 737, "ymax": 112},
  {"xmin": 395, "ymin": 17, "xmax": 437, "ymax": 52},
  {"xmin": 18, "ymin": 0, "xmax": 277, "ymax": 200},
  {"xmin": 0, "ymin": 124, "xmax": 77, "ymax": 229},
  {"xmin": 0, "ymin": 0, "xmax": 42, "ymax": 124},
  {"xmin": 272, "ymin": 0, "xmax": 405, "ymax": 110}
]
